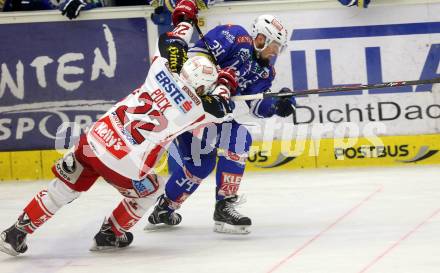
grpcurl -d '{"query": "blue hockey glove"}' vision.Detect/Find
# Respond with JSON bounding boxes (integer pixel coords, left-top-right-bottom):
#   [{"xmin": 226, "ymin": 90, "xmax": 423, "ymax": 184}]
[
  {"xmin": 151, "ymin": 6, "xmax": 173, "ymax": 26},
  {"xmin": 274, "ymin": 87, "xmax": 296, "ymax": 118}
]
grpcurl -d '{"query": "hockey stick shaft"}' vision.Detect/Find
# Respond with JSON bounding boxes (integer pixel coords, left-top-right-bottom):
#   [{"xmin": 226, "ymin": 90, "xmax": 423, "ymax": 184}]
[
  {"xmin": 193, "ymin": 20, "xmax": 220, "ymax": 66},
  {"xmin": 232, "ymin": 77, "xmax": 440, "ymax": 101}
]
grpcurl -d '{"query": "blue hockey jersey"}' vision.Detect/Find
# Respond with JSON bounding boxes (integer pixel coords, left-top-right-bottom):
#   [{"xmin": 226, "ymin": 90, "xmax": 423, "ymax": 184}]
[{"xmin": 189, "ymin": 24, "xmax": 279, "ymax": 118}]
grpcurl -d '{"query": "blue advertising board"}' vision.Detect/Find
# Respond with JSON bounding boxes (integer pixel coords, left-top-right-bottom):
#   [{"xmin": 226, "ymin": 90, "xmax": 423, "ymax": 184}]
[{"xmin": 0, "ymin": 18, "xmax": 149, "ymax": 151}]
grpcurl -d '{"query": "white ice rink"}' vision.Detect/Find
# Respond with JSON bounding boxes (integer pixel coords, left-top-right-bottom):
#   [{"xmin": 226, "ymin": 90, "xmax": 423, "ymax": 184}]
[{"xmin": 0, "ymin": 165, "xmax": 439, "ymax": 273}]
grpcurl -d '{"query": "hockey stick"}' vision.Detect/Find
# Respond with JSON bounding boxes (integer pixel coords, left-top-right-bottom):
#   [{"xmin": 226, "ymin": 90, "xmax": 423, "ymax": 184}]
[
  {"xmin": 193, "ymin": 19, "xmax": 220, "ymax": 66},
  {"xmin": 232, "ymin": 77, "xmax": 440, "ymax": 101}
]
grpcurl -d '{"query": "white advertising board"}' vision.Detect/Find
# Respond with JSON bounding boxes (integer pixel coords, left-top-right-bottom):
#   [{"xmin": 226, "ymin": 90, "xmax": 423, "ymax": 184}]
[{"xmin": 203, "ymin": 2, "xmax": 440, "ymax": 139}]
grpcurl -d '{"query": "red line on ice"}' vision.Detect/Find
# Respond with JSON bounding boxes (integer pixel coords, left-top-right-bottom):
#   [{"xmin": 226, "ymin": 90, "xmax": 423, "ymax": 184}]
[
  {"xmin": 266, "ymin": 186, "xmax": 383, "ymax": 273},
  {"xmin": 358, "ymin": 208, "xmax": 440, "ymax": 273}
]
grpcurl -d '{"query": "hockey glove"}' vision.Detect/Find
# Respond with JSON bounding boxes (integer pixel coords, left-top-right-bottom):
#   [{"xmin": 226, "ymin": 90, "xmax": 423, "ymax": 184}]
[
  {"xmin": 151, "ymin": 6, "xmax": 173, "ymax": 26},
  {"xmin": 217, "ymin": 67, "xmax": 238, "ymax": 95},
  {"xmin": 61, "ymin": 0, "xmax": 86, "ymax": 20},
  {"xmin": 172, "ymin": 0, "xmax": 198, "ymax": 27},
  {"xmin": 274, "ymin": 87, "xmax": 296, "ymax": 118},
  {"xmin": 201, "ymin": 95, "xmax": 234, "ymax": 119},
  {"xmin": 338, "ymin": 0, "xmax": 371, "ymax": 8},
  {"xmin": 211, "ymin": 84, "xmax": 231, "ymax": 100}
]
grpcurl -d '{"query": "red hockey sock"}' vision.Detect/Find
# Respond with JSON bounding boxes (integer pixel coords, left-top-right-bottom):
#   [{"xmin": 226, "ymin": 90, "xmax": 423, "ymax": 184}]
[
  {"xmin": 22, "ymin": 190, "xmax": 54, "ymax": 234},
  {"xmin": 108, "ymin": 199, "xmax": 144, "ymax": 236}
]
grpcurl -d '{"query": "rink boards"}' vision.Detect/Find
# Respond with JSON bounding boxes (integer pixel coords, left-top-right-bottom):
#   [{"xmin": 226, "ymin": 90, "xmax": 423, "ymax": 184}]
[
  {"xmin": 247, "ymin": 134, "xmax": 440, "ymax": 170},
  {"xmin": 1, "ymin": 134, "xmax": 439, "ymax": 180}
]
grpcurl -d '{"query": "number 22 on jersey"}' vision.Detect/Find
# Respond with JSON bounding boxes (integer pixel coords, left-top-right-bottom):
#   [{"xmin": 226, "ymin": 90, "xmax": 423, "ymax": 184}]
[{"xmin": 115, "ymin": 92, "xmax": 168, "ymax": 144}]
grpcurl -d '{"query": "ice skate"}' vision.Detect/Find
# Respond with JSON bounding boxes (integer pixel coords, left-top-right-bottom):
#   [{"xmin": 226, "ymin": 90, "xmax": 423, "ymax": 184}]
[
  {"xmin": 0, "ymin": 216, "xmax": 29, "ymax": 256},
  {"xmin": 213, "ymin": 195, "xmax": 251, "ymax": 235},
  {"xmin": 90, "ymin": 220, "xmax": 133, "ymax": 251},
  {"xmin": 144, "ymin": 195, "xmax": 182, "ymax": 232}
]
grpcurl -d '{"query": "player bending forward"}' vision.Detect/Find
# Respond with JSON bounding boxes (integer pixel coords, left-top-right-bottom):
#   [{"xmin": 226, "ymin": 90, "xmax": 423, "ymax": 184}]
[{"xmin": 0, "ymin": 19, "xmax": 236, "ymax": 256}]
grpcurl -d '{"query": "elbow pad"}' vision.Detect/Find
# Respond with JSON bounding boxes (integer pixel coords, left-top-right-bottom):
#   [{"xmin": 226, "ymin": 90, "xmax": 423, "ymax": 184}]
[{"xmin": 158, "ymin": 32, "xmax": 188, "ymax": 73}]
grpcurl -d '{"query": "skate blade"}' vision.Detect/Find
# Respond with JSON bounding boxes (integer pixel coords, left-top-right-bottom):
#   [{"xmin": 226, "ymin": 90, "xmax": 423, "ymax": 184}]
[
  {"xmin": 213, "ymin": 221, "xmax": 251, "ymax": 235},
  {"xmin": 143, "ymin": 223, "xmax": 177, "ymax": 232},
  {"xmin": 89, "ymin": 240, "xmax": 124, "ymax": 252},
  {"xmin": 0, "ymin": 240, "xmax": 20, "ymax": 256}
]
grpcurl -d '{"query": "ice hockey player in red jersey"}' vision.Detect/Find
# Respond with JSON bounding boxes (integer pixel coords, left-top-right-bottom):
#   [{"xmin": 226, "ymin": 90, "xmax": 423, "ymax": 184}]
[{"xmin": 0, "ymin": 5, "xmax": 237, "ymax": 256}]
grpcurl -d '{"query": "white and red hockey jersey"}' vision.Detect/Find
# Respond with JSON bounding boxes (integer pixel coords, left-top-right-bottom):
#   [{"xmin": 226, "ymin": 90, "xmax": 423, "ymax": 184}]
[{"xmin": 86, "ymin": 56, "xmax": 230, "ymax": 180}]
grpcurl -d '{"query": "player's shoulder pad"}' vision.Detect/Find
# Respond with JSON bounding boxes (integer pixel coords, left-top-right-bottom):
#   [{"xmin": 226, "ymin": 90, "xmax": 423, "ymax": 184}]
[
  {"xmin": 224, "ymin": 24, "xmax": 249, "ymax": 35},
  {"xmin": 230, "ymin": 25, "xmax": 253, "ymax": 46},
  {"xmin": 224, "ymin": 24, "xmax": 252, "ymax": 42},
  {"xmin": 212, "ymin": 24, "xmax": 253, "ymax": 45}
]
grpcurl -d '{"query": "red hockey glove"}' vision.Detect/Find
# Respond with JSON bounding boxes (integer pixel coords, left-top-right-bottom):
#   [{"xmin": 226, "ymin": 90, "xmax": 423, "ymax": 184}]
[
  {"xmin": 217, "ymin": 67, "xmax": 238, "ymax": 95},
  {"xmin": 172, "ymin": 0, "xmax": 198, "ymax": 27}
]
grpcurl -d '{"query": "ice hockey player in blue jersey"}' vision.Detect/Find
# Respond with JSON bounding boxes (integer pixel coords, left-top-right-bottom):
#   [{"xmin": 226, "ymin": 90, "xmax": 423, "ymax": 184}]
[{"xmin": 146, "ymin": 0, "xmax": 296, "ymax": 234}]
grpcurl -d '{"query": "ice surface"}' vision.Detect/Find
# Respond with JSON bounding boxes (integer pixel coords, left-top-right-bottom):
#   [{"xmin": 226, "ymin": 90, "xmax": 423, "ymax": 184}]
[{"xmin": 1, "ymin": 166, "xmax": 439, "ymax": 273}]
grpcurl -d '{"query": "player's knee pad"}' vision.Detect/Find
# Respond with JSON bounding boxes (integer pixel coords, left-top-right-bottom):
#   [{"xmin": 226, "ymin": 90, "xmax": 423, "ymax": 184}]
[
  {"xmin": 217, "ymin": 122, "xmax": 251, "ymax": 169},
  {"xmin": 183, "ymin": 152, "xmax": 216, "ymax": 180},
  {"xmin": 47, "ymin": 178, "xmax": 81, "ymax": 210},
  {"xmin": 221, "ymin": 150, "xmax": 248, "ymax": 170},
  {"xmin": 218, "ymin": 152, "xmax": 247, "ymax": 169},
  {"xmin": 23, "ymin": 178, "xmax": 81, "ymax": 231}
]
